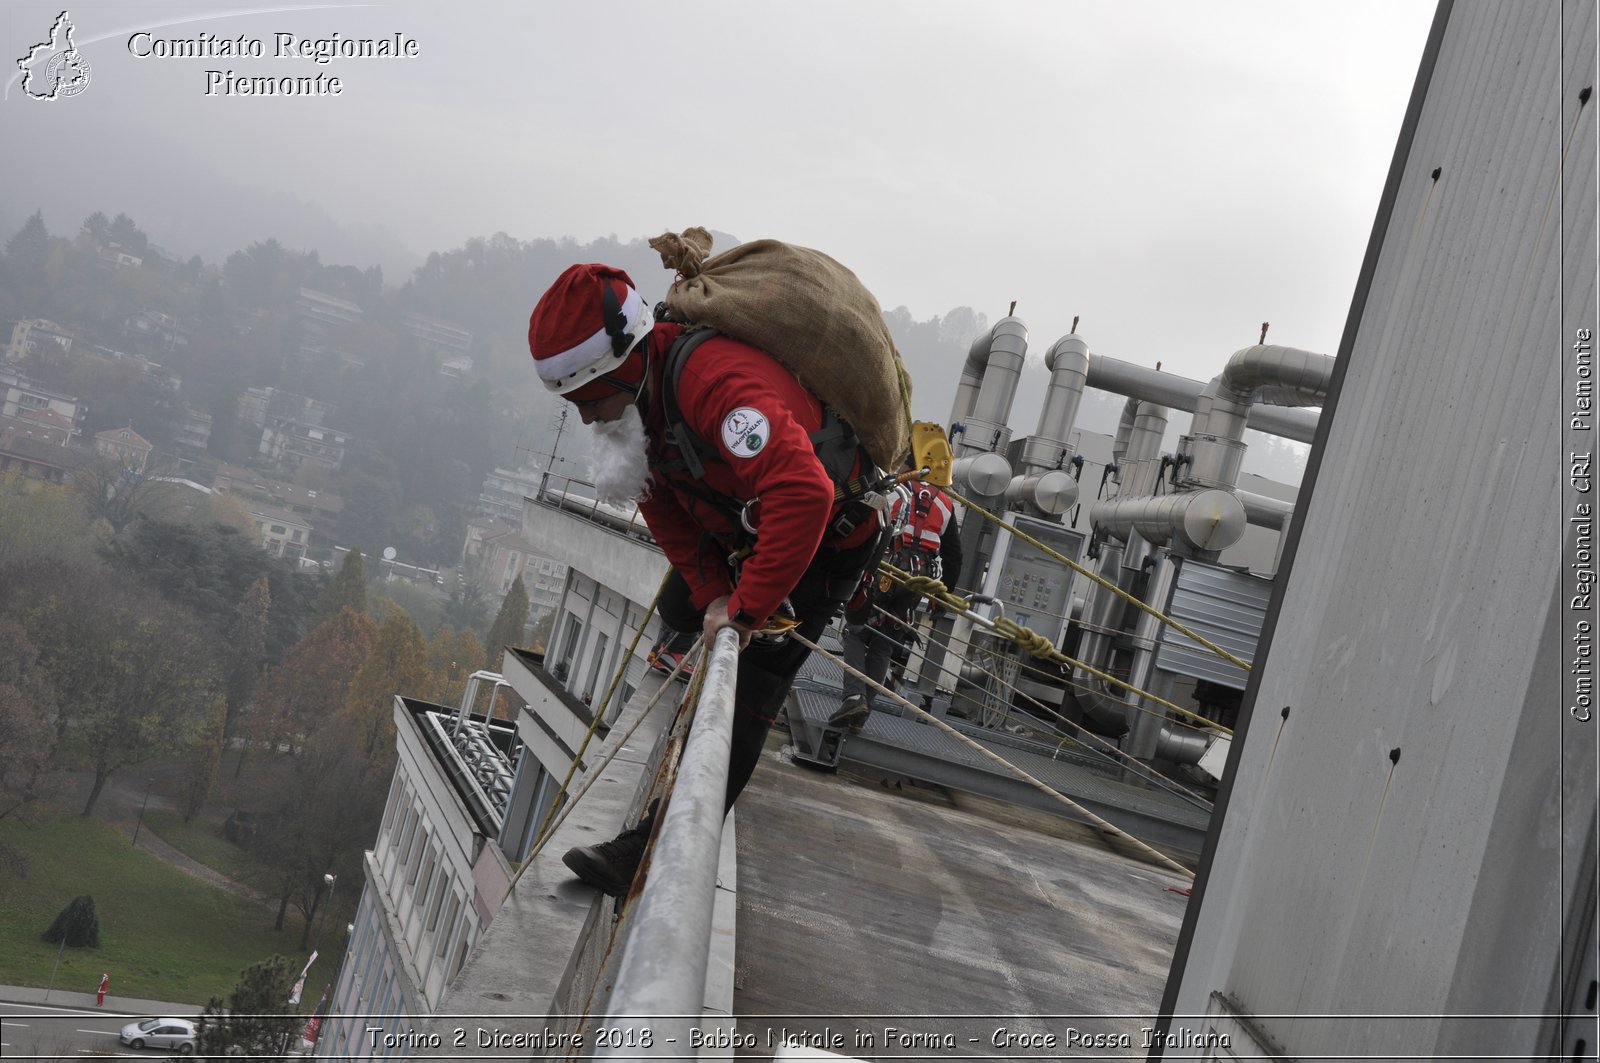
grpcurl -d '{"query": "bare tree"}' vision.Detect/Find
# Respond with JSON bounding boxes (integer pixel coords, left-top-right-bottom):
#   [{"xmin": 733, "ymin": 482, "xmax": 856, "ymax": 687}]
[{"xmin": 14, "ymin": 564, "xmax": 222, "ymax": 816}]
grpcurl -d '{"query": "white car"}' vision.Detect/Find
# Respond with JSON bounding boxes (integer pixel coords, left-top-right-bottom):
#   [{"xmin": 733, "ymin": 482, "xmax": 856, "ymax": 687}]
[{"xmin": 119, "ymin": 1017, "xmax": 197, "ymax": 1054}]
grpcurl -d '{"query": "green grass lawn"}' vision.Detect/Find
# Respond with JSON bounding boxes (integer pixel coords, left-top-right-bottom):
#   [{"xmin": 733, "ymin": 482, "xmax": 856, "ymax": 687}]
[
  {"xmin": 141, "ymin": 810, "xmax": 267, "ymax": 889},
  {"xmin": 0, "ymin": 810, "xmax": 335, "ymax": 1009}
]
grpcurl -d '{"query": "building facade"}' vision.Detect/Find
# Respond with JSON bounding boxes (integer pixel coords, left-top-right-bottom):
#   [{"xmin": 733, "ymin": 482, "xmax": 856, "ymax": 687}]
[
  {"xmin": 318, "ymin": 692, "xmax": 528, "ymax": 1061},
  {"xmin": 94, "ymin": 426, "xmax": 154, "ymax": 474}
]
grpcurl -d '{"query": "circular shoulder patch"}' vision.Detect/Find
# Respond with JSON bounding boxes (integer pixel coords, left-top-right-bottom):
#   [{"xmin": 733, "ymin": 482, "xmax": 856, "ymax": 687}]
[{"xmin": 720, "ymin": 407, "xmax": 770, "ymax": 459}]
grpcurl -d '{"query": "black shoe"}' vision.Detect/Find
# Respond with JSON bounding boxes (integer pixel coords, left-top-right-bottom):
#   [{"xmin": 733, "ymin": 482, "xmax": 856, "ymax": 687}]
[
  {"xmin": 563, "ymin": 799, "xmax": 658, "ymax": 897},
  {"xmin": 827, "ymin": 694, "xmax": 871, "ymax": 734}
]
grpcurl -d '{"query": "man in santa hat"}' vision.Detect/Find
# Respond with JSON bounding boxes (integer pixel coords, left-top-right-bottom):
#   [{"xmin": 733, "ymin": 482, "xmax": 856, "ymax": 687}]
[{"xmin": 528, "ymin": 263, "xmax": 884, "ymax": 896}]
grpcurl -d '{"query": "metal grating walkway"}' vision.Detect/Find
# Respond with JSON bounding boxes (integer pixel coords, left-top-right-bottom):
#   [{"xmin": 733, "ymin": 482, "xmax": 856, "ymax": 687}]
[{"xmin": 787, "ymin": 644, "xmax": 1212, "ymax": 861}]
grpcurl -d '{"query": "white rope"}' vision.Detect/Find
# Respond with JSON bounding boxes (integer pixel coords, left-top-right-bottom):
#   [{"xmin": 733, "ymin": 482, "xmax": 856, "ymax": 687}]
[{"xmin": 793, "ymin": 630, "xmax": 1196, "ymax": 881}]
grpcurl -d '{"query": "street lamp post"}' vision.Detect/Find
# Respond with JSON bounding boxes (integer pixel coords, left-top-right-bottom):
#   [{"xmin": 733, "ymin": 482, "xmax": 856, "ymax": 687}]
[
  {"xmin": 131, "ymin": 779, "xmax": 153, "ymax": 848},
  {"xmin": 314, "ymin": 873, "xmax": 337, "ymax": 948},
  {"xmin": 43, "ymin": 932, "xmax": 66, "ymax": 1002}
]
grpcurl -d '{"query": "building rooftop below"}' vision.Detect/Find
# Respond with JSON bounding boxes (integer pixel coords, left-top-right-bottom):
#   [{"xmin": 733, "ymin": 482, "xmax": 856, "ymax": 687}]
[{"xmin": 729, "ymin": 736, "xmax": 1188, "ymax": 1052}]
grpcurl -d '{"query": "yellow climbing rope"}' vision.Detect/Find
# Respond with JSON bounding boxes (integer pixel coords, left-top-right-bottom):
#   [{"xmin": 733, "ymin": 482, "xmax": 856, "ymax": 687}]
[{"xmin": 880, "ymin": 562, "xmax": 1233, "ymax": 737}]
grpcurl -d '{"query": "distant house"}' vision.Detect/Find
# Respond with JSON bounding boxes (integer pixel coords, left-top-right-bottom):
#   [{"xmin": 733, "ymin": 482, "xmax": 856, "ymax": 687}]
[
  {"xmin": 400, "ymin": 312, "xmax": 473, "ymax": 360},
  {"xmin": 0, "ymin": 407, "xmax": 75, "ymax": 447},
  {"xmin": 122, "ymin": 309, "xmax": 189, "ymax": 354},
  {"xmin": 237, "ymin": 386, "xmax": 332, "ymax": 429},
  {"xmin": 0, "ymin": 368, "xmax": 85, "ymax": 440},
  {"xmin": 6, "ymin": 319, "xmax": 76, "ymax": 362},
  {"xmin": 463, "ymin": 516, "xmax": 568, "ymax": 623},
  {"xmin": 94, "ymin": 426, "xmax": 154, "ymax": 474},
  {"xmin": 174, "ymin": 404, "xmax": 213, "ymax": 454},
  {"xmin": 258, "ymin": 419, "xmax": 351, "ymax": 476},
  {"xmin": 297, "ymin": 287, "xmax": 364, "ymax": 335},
  {"xmin": 98, "ymin": 248, "xmax": 144, "ymax": 270},
  {"xmin": 249, "ymin": 501, "xmax": 312, "ymax": 561},
  {"xmin": 211, "ymin": 462, "xmax": 344, "ymax": 546},
  {"xmin": 0, "ymin": 428, "xmax": 83, "ymax": 485},
  {"xmin": 476, "ymin": 465, "xmax": 542, "ymax": 523}
]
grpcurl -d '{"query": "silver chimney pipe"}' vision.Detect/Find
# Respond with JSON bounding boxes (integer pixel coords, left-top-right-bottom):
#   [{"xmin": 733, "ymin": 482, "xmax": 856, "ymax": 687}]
[
  {"xmin": 953, "ymin": 316, "xmax": 1027, "ymax": 459},
  {"xmin": 1006, "ymin": 332, "xmax": 1087, "ymax": 517},
  {"xmin": 1021, "ymin": 333, "xmax": 1088, "ymax": 472},
  {"xmin": 1072, "ymin": 398, "xmax": 1174, "ymax": 730},
  {"xmin": 949, "ymin": 317, "xmax": 1027, "ymax": 499},
  {"xmin": 947, "ymin": 331, "xmax": 994, "ymax": 428}
]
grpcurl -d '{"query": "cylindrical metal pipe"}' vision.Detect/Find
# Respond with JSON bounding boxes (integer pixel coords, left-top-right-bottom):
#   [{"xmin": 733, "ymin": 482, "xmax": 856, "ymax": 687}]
[
  {"xmin": 947, "ymin": 331, "xmax": 994, "ymax": 428},
  {"xmin": 1020, "ymin": 333, "xmax": 1088, "ymax": 473},
  {"xmin": 1069, "ymin": 539, "xmax": 1133, "ymax": 731},
  {"xmin": 600, "ymin": 626, "xmax": 741, "ymax": 1056},
  {"xmin": 958, "ymin": 316, "xmax": 1028, "ymax": 458},
  {"xmin": 1180, "ymin": 345, "xmax": 1334, "ymax": 492},
  {"xmin": 1217, "ymin": 343, "xmax": 1335, "ymax": 402},
  {"xmin": 952, "ymin": 451, "xmax": 1013, "ymax": 497},
  {"xmin": 1178, "ymin": 432, "xmax": 1248, "ymax": 490},
  {"xmin": 1091, "ymin": 490, "xmax": 1248, "ymax": 553},
  {"xmin": 1237, "ymin": 489, "xmax": 1295, "ymax": 530},
  {"xmin": 1005, "ymin": 470, "xmax": 1078, "ymax": 516},
  {"xmin": 1156, "ymin": 725, "xmax": 1211, "ymax": 765},
  {"xmin": 1125, "ymin": 403, "xmax": 1170, "ymax": 464},
  {"xmin": 1124, "ymin": 553, "xmax": 1178, "ymax": 758},
  {"xmin": 1088, "ymin": 355, "xmax": 1320, "ymax": 443}
]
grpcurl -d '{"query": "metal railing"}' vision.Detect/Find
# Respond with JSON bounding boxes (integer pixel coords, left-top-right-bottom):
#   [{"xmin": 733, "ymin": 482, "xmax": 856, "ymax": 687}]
[
  {"xmin": 598, "ymin": 625, "xmax": 741, "ymax": 1056},
  {"xmin": 533, "ymin": 472, "xmax": 652, "ymax": 539}
]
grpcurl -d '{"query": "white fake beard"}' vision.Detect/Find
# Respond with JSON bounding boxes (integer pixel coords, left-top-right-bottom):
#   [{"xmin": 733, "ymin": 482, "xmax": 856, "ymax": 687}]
[{"xmin": 589, "ymin": 403, "xmax": 652, "ymax": 506}]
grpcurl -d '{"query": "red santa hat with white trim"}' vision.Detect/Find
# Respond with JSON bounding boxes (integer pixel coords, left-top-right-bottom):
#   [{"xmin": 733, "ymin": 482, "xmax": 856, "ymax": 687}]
[{"xmin": 528, "ymin": 264, "xmax": 652, "ymax": 403}]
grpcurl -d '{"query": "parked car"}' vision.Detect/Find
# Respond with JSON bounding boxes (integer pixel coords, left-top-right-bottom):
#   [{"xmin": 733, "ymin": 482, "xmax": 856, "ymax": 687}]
[{"xmin": 119, "ymin": 1017, "xmax": 197, "ymax": 1053}]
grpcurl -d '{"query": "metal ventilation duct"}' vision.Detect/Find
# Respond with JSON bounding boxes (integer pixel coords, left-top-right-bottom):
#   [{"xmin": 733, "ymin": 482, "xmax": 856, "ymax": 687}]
[
  {"xmin": 951, "ymin": 316, "xmax": 1027, "ymax": 459},
  {"xmin": 1087, "ymin": 355, "xmax": 1321, "ymax": 444},
  {"xmin": 1006, "ymin": 332, "xmax": 1088, "ymax": 517},
  {"xmin": 1091, "ymin": 489, "xmax": 1248, "ymax": 554},
  {"xmin": 1181, "ymin": 345, "xmax": 1335, "ymax": 490}
]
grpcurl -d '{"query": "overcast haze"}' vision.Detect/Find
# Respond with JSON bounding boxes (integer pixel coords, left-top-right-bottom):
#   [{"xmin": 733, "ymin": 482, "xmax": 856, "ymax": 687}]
[{"xmin": 4, "ymin": 0, "xmax": 1435, "ymax": 399}]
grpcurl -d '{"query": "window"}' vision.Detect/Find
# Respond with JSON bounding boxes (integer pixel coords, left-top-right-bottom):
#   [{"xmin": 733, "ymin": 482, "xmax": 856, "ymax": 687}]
[
  {"xmin": 407, "ymin": 828, "xmax": 431, "ymax": 888},
  {"xmin": 424, "ymin": 871, "xmax": 449, "ymax": 933},
  {"xmin": 270, "ymin": 524, "xmax": 286, "ymax": 535},
  {"xmin": 556, "ymin": 614, "xmax": 582, "ymax": 684},
  {"xmin": 434, "ymin": 894, "xmax": 461, "ymax": 960},
  {"xmin": 393, "ymin": 808, "xmax": 417, "ymax": 878},
  {"xmin": 585, "ymin": 632, "xmax": 610, "ymax": 702},
  {"xmin": 403, "ymin": 824, "xmax": 427, "ymax": 887},
  {"xmin": 451, "ymin": 922, "xmax": 475, "ymax": 977}
]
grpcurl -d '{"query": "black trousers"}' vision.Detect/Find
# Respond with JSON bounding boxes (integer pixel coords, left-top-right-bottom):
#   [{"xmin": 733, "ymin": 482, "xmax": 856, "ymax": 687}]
[{"xmin": 658, "ymin": 533, "xmax": 881, "ymax": 813}]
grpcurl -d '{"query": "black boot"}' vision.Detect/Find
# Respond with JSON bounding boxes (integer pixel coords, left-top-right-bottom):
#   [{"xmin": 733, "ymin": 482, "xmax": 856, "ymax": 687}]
[{"xmin": 562, "ymin": 800, "xmax": 658, "ymax": 897}]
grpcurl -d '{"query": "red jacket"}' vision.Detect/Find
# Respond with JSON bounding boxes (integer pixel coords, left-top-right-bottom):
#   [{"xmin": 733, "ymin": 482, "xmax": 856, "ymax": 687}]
[{"xmin": 638, "ymin": 323, "xmax": 876, "ymax": 626}]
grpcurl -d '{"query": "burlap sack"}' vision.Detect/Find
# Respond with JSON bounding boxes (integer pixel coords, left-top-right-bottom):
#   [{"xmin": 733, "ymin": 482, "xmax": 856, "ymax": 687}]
[{"xmin": 649, "ymin": 227, "xmax": 913, "ymax": 470}]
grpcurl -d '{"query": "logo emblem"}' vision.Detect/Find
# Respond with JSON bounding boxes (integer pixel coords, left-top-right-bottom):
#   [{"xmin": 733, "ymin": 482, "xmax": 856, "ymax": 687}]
[
  {"xmin": 18, "ymin": 11, "xmax": 91, "ymax": 101},
  {"xmin": 721, "ymin": 407, "xmax": 769, "ymax": 459}
]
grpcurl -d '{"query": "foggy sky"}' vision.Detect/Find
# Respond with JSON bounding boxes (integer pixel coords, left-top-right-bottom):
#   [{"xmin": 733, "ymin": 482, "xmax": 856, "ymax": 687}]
[{"xmin": 3, "ymin": 0, "xmax": 1435, "ymax": 386}]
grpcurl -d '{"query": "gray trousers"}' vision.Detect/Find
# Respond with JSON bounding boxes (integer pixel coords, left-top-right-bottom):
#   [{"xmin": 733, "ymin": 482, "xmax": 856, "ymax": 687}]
[{"xmin": 841, "ymin": 623, "xmax": 903, "ymax": 707}]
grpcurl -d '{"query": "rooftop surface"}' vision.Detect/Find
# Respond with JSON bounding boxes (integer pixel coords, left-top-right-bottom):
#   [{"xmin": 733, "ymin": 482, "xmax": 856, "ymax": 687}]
[{"xmin": 728, "ymin": 730, "xmax": 1189, "ymax": 1058}]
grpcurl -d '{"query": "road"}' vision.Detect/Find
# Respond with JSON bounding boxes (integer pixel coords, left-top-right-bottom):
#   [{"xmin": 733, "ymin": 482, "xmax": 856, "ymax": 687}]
[{"xmin": 0, "ymin": 999, "xmax": 168, "ymax": 1059}]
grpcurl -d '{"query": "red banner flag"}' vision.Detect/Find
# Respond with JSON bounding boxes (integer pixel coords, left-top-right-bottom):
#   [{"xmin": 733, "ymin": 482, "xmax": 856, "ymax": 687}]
[{"xmin": 301, "ymin": 985, "xmax": 330, "ymax": 1047}]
